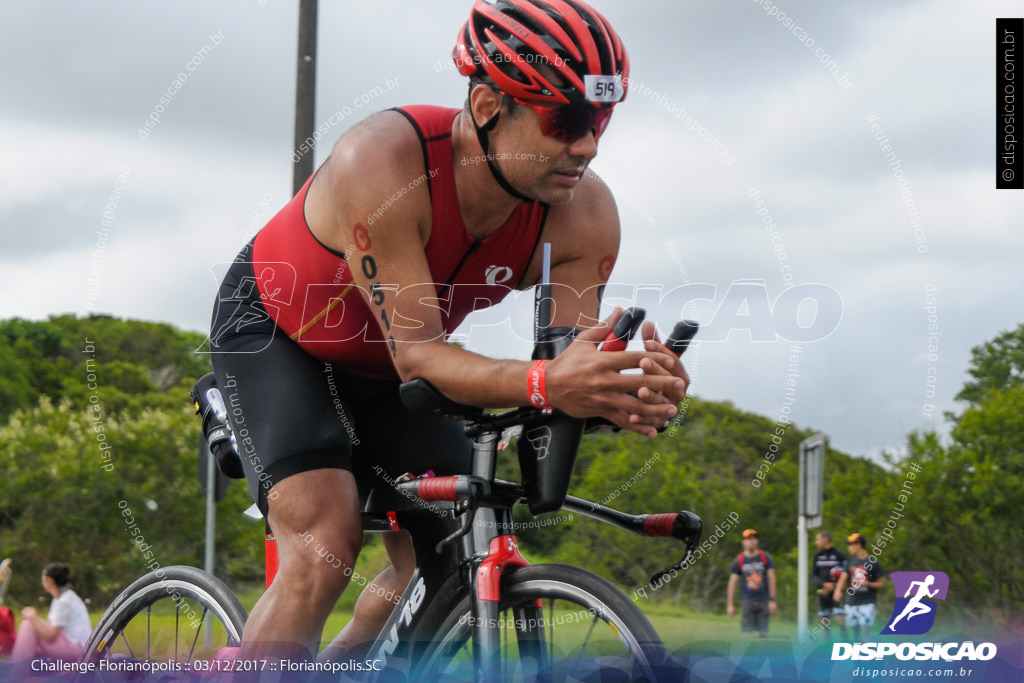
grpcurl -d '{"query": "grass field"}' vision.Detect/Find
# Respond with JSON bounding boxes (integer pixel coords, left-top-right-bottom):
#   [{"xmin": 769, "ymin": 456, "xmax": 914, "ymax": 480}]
[
  {"xmin": 2, "ymin": 594, "xmax": 1004, "ymax": 675},
  {"xmin": 78, "ymin": 595, "xmax": 803, "ymax": 662}
]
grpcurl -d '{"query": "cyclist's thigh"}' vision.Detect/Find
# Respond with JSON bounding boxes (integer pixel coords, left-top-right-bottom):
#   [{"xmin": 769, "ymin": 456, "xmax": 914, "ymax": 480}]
[
  {"xmin": 211, "ymin": 291, "xmax": 356, "ymax": 514},
  {"xmin": 268, "ymin": 468, "xmax": 363, "ymax": 563}
]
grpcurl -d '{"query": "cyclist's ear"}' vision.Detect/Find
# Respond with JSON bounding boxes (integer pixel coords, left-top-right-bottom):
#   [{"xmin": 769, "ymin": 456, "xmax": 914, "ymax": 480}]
[{"xmin": 574, "ymin": 307, "xmax": 622, "ymax": 345}]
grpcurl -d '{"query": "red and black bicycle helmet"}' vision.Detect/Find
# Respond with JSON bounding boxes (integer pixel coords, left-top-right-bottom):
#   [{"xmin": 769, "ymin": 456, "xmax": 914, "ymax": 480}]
[{"xmin": 454, "ymin": 0, "xmax": 630, "ymax": 108}]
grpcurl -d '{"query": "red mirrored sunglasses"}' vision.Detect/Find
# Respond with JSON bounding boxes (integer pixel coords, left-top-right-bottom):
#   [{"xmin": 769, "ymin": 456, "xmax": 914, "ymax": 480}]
[{"xmin": 509, "ymin": 96, "xmax": 615, "ymax": 143}]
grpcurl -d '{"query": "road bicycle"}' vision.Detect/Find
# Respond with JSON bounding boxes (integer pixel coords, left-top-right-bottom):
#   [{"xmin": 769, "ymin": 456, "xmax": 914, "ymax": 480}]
[{"xmin": 78, "ymin": 309, "xmax": 703, "ymax": 681}]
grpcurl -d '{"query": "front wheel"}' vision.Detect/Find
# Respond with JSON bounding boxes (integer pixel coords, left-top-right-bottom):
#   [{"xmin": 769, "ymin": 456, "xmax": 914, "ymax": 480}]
[
  {"xmin": 79, "ymin": 565, "xmax": 247, "ymax": 672},
  {"xmin": 413, "ymin": 564, "xmax": 674, "ymax": 682}
]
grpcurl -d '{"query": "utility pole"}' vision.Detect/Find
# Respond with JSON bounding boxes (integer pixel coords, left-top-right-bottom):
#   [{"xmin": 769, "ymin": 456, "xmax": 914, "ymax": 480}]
[{"xmin": 292, "ymin": 0, "xmax": 319, "ymax": 195}]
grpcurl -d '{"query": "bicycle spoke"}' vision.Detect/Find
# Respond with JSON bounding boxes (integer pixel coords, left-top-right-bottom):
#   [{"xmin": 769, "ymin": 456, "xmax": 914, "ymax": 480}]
[
  {"xmin": 570, "ymin": 612, "xmax": 600, "ymax": 672},
  {"xmin": 119, "ymin": 630, "xmax": 138, "ymax": 661},
  {"xmin": 187, "ymin": 605, "xmax": 208, "ymax": 661}
]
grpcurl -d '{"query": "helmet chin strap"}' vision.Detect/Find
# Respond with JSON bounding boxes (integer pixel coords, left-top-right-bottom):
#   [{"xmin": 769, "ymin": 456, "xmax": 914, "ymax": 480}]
[{"xmin": 472, "ymin": 95, "xmax": 535, "ymax": 203}]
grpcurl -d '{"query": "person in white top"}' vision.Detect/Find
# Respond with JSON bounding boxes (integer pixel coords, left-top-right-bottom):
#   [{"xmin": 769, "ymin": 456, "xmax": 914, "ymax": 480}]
[{"xmin": 11, "ymin": 562, "xmax": 91, "ymax": 663}]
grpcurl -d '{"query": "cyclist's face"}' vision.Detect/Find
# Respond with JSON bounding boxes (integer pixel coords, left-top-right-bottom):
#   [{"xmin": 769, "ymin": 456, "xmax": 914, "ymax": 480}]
[{"xmin": 496, "ymin": 102, "xmax": 599, "ymax": 205}]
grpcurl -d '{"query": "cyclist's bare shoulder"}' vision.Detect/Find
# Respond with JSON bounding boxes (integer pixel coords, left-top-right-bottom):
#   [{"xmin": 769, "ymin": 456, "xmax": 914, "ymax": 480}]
[
  {"xmin": 328, "ymin": 110, "xmax": 423, "ymax": 182},
  {"xmin": 307, "ymin": 111, "xmax": 430, "ymax": 249}
]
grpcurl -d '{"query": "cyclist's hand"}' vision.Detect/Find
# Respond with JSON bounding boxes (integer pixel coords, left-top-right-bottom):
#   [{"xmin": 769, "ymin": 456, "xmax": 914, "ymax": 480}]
[
  {"xmin": 727, "ymin": 603, "xmax": 736, "ymax": 617},
  {"xmin": 634, "ymin": 321, "xmax": 690, "ymax": 407},
  {"xmin": 546, "ymin": 309, "xmax": 683, "ymax": 437},
  {"xmin": 769, "ymin": 601, "xmax": 778, "ymax": 615}
]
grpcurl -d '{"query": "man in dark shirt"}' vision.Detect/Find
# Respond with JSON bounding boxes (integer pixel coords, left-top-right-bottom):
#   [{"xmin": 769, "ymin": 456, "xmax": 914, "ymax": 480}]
[
  {"xmin": 833, "ymin": 533, "xmax": 885, "ymax": 641},
  {"xmin": 812, "ymin": 530, "xmax": 846, "ymax": 639},
  {"xmin": 727, "ymin": 529, "xmax": 777, "ymax": 637}
]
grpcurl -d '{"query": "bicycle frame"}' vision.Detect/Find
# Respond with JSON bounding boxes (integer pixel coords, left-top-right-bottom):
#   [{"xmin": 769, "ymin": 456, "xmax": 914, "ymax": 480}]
[
  {"xmin": 358, "ymin": 421, "xmax": 518, "ymax": 678},
  {"xmin": 243, "ymin": 303, "xmax": 703, "ymax": 678},
  {"xmin": 346, "ymin": 398, "xmax": 703, "ymax": 681}
]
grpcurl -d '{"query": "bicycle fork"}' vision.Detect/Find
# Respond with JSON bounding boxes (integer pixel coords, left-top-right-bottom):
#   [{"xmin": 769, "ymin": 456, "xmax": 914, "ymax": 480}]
[
  {"xmin": 377, "ymin": 429, "xmax": 549, "ymax": 681},
  {"xmin": 460, "ymin": 430, "xmax": 546, "ymax": 681},
  {"xmin": 466, "ymin": 513, "xmax": 540, "ymax": 680}
]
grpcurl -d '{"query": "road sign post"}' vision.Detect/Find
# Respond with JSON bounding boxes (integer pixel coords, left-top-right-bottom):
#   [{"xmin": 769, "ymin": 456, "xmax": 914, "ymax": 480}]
[{"xmin": 798, "ymin": 433, "xmax": 827, "ymax": 639}]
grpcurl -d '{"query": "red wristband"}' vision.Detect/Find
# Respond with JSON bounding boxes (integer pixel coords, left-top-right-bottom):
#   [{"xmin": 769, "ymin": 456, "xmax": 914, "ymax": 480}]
[{"xmin": 527, "ymin": 360, "xmax": 551, "ymax": 410}]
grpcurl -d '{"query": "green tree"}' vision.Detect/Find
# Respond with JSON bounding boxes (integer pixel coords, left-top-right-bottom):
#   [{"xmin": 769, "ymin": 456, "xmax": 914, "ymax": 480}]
[
  {"xmin": 954, "ymin": 323, "xmax": 1024, "ymax": 410},
  {"xmin": 892, "ymin": 383, "xmax": 1024, "ymax": 620},
  {"xmin": 0, "ymin": 314, "xmax": 211, "ymax": 422},
  {"xmin": 0, "ymin": 399, "xmax": 263, "ymax": 607},
  {"xmin": 0, "ymin": 337, "xmax": 35, "ymax": 418}
]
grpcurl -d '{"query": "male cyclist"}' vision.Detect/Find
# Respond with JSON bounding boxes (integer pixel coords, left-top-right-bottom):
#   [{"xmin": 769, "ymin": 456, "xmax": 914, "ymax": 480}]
[{"xmin": 210, "ymin": 0, "xmax": 689, "ymax": 661}]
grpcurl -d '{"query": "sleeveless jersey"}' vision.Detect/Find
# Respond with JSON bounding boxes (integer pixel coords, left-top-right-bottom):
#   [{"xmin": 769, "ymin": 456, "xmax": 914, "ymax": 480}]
[{"xmin": 251, "ymin": 105, "xmax": 549, "ymax": 379}]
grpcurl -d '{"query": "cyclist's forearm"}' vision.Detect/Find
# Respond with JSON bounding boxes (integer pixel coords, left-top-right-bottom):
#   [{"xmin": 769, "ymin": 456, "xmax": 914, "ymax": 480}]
[{"xmin": 398, "ymin": 341, "xmax": 531, "ymax": 408}]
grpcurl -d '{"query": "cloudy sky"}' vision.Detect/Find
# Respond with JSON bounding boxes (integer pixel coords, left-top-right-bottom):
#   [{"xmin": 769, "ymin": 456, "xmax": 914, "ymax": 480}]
[{"xmin": 2, "ymin": 0, "xmax": 1021, "ymax": 461}]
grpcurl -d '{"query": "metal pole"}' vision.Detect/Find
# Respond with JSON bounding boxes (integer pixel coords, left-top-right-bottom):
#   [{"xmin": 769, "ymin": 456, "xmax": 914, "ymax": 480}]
[
  {"xmin": 292, "ymin": 0, "xmax": 319, "ymax": 196},
  {"xmin": 797, "ymin": 515, "xmax": 808, "ymax": 639},
  {"xmin": 798, "ymin": 433, "xmax": 825, "ymax": 642},
  {"xmin": 204, "ymin": 445, "xmax": 216, "ymax": 648}
]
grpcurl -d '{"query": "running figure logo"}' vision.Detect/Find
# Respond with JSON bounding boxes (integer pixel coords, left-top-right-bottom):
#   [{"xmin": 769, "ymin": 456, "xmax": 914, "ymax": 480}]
[{"xmin": 881, "ymin": 571, "xmax": 949, "ymax": 635}]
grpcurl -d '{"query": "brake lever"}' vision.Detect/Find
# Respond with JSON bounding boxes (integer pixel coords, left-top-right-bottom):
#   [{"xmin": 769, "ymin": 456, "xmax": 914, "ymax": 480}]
[
  {"xmin": 434, "ymin": 479, "xmax": 487, "ymax": 554},
  {"xmin": 646, "ymin": 511, "xmax": 703, "ymax": 586},
  {"xmin": 436, "ymin": 513, "xmax": 474, "ymax": 554},
  {"xmin": 648, "ymin": 547, "xmax": 695, "ymax": 586}
]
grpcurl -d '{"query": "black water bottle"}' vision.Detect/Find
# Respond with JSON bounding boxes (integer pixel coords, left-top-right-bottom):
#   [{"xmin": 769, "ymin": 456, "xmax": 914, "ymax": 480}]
[{"xmin": 190, "ymin": 373, "xmax": 245, "ymax": 479}]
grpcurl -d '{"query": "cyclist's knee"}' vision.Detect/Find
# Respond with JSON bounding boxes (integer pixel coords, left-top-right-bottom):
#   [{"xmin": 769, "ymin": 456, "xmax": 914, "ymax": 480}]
[
  {"xmin": 285, "ymin": 519, "xmax": 361, "ymax": 569},
  {"xmin": 280, "ymin": 532, "xmax": 361, "ymax": 602}
]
